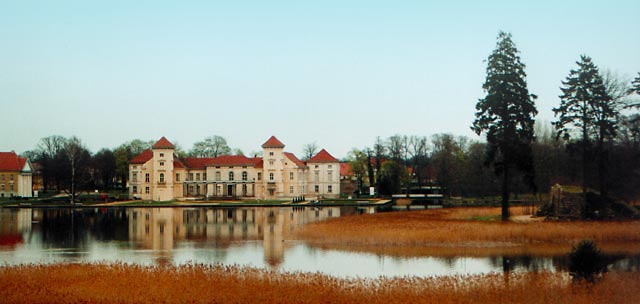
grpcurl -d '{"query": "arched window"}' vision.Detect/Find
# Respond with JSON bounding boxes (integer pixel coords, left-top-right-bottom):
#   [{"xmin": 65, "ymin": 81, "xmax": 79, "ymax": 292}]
[
  {"xmin": 159, "ymin": 173, "xmax": 165, "ymax": 183},
  {"xmin": 229, "ymin": 172, "xmax": 234, "ymax": 181},
  {"xmin": 242, "ymin": 171, "xmax": 248, "ymax": 181}
]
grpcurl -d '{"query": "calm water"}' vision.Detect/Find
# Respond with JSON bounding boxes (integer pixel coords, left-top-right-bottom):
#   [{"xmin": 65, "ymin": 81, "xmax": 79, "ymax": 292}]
[{"xmin": 0, "ymin": 207, "xmax": 637, "ymax": 278}]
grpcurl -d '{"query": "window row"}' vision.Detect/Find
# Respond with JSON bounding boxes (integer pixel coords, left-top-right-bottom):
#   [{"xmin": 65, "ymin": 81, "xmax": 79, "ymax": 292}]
[
  {"xmin": 132, "ymin": 186, "xmax": 150, "ymax": 194},
  {"xmin": 0, "ymin": 184, "xmax": 15, "ymax": 191},
  {"xmin": 0, "ymin": 174, "xmax": 14, "ymax": 181}
]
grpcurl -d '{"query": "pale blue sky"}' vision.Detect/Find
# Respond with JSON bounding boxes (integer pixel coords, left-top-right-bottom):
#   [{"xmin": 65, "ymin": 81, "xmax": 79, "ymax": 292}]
[{"xmin": 1, "ymin": 1, "xmax": 639, "ymax": 158}]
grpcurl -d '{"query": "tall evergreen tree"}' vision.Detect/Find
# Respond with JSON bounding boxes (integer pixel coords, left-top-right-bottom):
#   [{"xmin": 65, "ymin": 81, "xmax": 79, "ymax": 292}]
[
  {"xmin": 553, "ymin": 55, "xmax": 616, "ymax": 206},
  {"xmin": 472, "ymin": 31, "xmax": 538, "ymax": 221}
]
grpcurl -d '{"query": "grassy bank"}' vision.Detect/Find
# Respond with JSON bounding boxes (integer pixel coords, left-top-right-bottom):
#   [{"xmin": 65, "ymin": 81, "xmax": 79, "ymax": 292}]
[
  {"xmin": 0, "ymin": 264, "xmax": 637, "ymax": 304},
  {"xmin": 297, "ymin": 207, "xmax": 640, "ymax": 257}
]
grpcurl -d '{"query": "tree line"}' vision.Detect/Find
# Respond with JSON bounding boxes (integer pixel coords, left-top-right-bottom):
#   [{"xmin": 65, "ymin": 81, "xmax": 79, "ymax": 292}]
[{"xmin": 346, "ymin": 32, "xmax": 639, "ymax": 221}]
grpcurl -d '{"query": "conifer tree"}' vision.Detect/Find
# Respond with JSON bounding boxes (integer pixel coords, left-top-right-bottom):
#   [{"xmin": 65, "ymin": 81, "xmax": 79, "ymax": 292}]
[
  {"xmin": 472, "ymin": 31, "xmax": 538, "ymax": 221},
  {"xmin": 553, "ymin": 55, "xmax": 617, "ymax": 207}
]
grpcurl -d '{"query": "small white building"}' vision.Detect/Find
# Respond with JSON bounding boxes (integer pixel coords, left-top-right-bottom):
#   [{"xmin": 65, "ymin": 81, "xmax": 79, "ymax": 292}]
[
  {"xmin": 0, "ymin": 152, "xmax": 33, "ymax": 198},
  {"xmin": 129, "ymin": 136, "xmax": 340, "ymax": 201}
]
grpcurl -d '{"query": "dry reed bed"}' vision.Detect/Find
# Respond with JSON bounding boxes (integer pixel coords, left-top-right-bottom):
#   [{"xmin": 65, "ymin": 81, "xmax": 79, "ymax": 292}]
[
  {"xmin": 1, "ymin": 263, "xmax": 638, "ymax": 304},
  {"xmin": 297, "ymin": 207, "xmax": 640, "ymax": 256}
]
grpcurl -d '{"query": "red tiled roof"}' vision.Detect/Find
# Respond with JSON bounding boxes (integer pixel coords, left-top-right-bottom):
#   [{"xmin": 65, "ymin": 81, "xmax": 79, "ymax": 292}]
[
  {"xmin": 130, "ymin": 149, "xmax": 153, "ymax": 164},
  {"xmin": 284, "ymin": 152, "xmax": 306, "ymax": 168},
  {"xmin": 173, "ymin": 159, "xmax": 185, "ymax": 169},
  {"xmin": 253, "ymin": 158, "xmax": 264, "ymax": 169},
  {"xmin": 0, "ymin": 152, "xmax": 28, "ymax": 171},
  {"xmin": 183, "ymin": 158, "xmax": 217, "ymax": 170},
  {"xmin": 340, "ymin": 162, "xmax": 352, "ymax": 176},
  {"xmin": 152, "ymin": 136, "xmax": 175, "ymax": 149},
  {"xmin": 261, "ymin": 136, "xmax": 285, "ymax": 148},
  {"xmin": 308, "ymin": 149, "xmax": 338, "ymax": 163}
]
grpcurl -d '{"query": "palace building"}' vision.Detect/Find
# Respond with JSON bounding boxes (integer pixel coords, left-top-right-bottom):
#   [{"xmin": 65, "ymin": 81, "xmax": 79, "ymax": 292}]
[
  {"xmin": 129, "ymin": 136, "xmax": 340, "ymax": 201},
  {"xmin": 0, "ymin": 152, "xmax": 33, "ymax": 198}
]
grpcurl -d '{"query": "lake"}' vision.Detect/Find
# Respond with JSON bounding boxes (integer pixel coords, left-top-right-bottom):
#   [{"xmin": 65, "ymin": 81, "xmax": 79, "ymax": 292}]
[{"xmin": 0, "ymin": 207, "xmax": 637, "ymax": 278}]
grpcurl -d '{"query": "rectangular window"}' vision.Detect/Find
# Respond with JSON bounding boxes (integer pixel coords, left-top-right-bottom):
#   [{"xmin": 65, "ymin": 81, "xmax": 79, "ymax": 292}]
[
  {"xmin": 242, "ymin": 171, "xmax": 248, "ymax": 181},
  {"xmin": 196, "ymin": 173, "xmax": 201, "ymax": 181},
  {"xmin": 176, "ymin": 173, "xmax": 180, "ymax": 182},
  {"xmin": 0, "ymin": 184, "xmax": 4, "ymax": 190},
  {"xmin": 159, "ymin": 161, "xmax": 165, "ymax": 166},
  {"xmin": 269, "ymin": 160, "xmax": 274, "ymax": 165},
  {"xmin": 328, "ymin": 171, "xmax": 333, "ymax": 182},
  {"xmin": 145, "ymin": 173, "xmax": 150, "ymax": 182},
  {"xmin": 9, "ymin": 175, "xmax": 13, "ymax": 181},
  {"xmin": 189, "ymin": 173, "xmax": 194, "ymax": 181},
  {"xmin": 145, "ymin": 187, "xmax": 150, "ymax": 194},
  {"xmin": 289, "ymin": 172, "xmax": 294, "ymax": 180},
  {"xmin": 290, "ymin": 186, "xmax": 294, "ymax": 194},
  {"xmin": 314, "ymin": 185, "xmax": 319, "ymax": 193},
  {"xmin": 314, "ymin": 172, "xmax": 319, "ymax": 182},
  {"xmin": 132, "ymin": 173, "xmax": 137, "ymax": 182},
  {"xmin": 269, "ymin": 173, "xmax": 274, "ymax": 181},
  {"xmin": 215, "ymin": 171, "xmax": 221, "ymax": 181},
  {"xmin": 1, "ymin": 174, "xmax": 4, "ymax": 180},
  {"xmin": 328, "ymin": 185, "xmax": 333, "ymax": 193},
  {"xmin": 10, "ymin": 184, "xmax": 14, "ymax": 191},
  {"xmin": 257, "ymin": 172, "xmax": 262, "ymax": 180},
  {"xmin": 203, "ymin": 173, "xmax": 207, "ymax": 180},
  {"xmin": 328, "ymin": 165, "xmax": 332, "ymax": 168},
  {"xmin": 132, "ymin": 186, "xmax": 137, "ymax": 193},
  {"xmin": 269, "ymin": 152, "xmax": 274, "ymax": 156},
  {"xmin": 229, "ymin": 172, "xmax": 234, "ymax": 181},
  {"xmin": 159, "ymin": 153, "xmax": 164, "ymax": 157}
]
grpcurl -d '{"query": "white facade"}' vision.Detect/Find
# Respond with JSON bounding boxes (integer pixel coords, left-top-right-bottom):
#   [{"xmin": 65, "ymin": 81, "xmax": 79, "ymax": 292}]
[{"xmin": 129, "ymin": 136, "xmax": 340, "ymax": 201}]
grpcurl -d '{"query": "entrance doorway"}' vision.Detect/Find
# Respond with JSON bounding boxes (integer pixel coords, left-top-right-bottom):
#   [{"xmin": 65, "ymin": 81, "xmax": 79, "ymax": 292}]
[{"xmin": 227, "ymin": 185, "xmax": 234, "ymax": 197}]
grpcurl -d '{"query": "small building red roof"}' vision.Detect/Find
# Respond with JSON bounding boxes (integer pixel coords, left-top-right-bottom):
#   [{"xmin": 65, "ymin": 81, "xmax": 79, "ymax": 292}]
[
  {"xmin": 0, "ymin": 152, "xmax": 28, "ymax": 171},
  {"xmin": 340, "ymin": 162, "xmax": 352, "ymax": 176},
  {"xmin": 152, "ymin": 137, "xmax": 175, "ymax": 149},
  {"xmin": 261, "ymin": 136, "xmax": 285, "ymax": 148},
  {"xmin": 284, "ymin": 152, "xmax": 306, "ymax": 168},
  {"xmin": 308, "ymin": 149, "xmax": 338, "ymax": 163},
  {"xmin": 130, "ymin": 149, "xmax": 153, "ymax": 164}
]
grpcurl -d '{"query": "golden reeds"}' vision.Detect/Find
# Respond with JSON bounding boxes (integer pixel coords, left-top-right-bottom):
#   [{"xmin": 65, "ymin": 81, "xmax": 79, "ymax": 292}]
[
  {"xmin": 297, "ymin": 207, "xmax": 640, "ymax": 256},
  {"xmin": 0, "ymin": 263, "xmax": 638, "ymax": 304}
]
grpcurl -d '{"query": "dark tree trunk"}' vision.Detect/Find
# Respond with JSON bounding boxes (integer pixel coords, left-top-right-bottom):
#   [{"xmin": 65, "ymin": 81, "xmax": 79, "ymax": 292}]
[
  {"xmin": 501, "ymin": 165, "xmax": 510, "ymax": 221},
  {"xmin": 582, "ymin": 122, "xmax": 588, "ymax": 218}
]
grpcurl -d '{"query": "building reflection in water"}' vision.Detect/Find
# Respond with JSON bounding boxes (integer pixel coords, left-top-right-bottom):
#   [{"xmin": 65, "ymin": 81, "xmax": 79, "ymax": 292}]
[
  {"xmin": 1, "ymin": 206, "xmax": 640, "ymax": 276},
  {"xmin": 0, "ymin": 208, "xmax": 33, "ymax": 248},
  {"xmin": 126, "ymin": 206, "xmax": 349, "ymax": 266}
]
